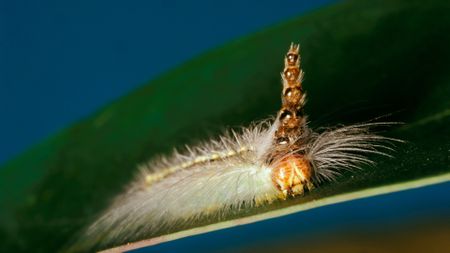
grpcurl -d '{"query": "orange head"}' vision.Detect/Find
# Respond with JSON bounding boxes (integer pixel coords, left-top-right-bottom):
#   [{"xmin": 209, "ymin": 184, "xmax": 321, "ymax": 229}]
[{"xmin": 271, "ymin": 154, "xmax": 314, "ymax": 197}]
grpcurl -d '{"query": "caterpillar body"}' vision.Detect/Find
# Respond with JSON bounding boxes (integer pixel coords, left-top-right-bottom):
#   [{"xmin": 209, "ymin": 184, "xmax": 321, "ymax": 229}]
[{"xmin": 82, "ymin": 44, "xmax": 396, "ymax": 250}]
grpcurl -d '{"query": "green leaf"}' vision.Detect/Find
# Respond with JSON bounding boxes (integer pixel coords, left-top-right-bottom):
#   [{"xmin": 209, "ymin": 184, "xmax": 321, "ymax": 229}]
[{"xmin": 1, "ymin": 0, "xmax": 449, "ymax": 252}]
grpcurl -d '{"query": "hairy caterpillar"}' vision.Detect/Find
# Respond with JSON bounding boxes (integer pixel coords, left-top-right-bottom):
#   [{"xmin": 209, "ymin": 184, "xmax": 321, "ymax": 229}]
[{"xmin": 80, "ymin": 43, "xmax": 397, "ymax": 251}]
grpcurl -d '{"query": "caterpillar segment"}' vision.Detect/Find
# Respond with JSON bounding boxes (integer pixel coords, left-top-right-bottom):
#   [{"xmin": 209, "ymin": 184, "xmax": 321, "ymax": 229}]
[{"xmin": 271, "ymin": 43, "xmax": 314, "ymax": 198}]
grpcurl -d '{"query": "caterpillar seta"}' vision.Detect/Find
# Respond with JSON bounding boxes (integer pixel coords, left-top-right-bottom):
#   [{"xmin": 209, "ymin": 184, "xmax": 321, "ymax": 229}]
[{"xmin": 81, "ymin": 43, "xmax": 398, "ymax": 250}]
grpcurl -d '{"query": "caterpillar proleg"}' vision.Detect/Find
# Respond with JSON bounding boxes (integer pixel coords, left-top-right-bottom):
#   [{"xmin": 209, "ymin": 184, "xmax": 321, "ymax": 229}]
[{"xmin": 82, "ymin": 43, "xmax": 398, "ymax": 250}]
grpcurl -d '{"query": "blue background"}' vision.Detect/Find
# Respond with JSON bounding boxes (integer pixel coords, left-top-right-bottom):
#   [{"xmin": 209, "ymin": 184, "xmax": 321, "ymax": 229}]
[
  {"xmin": 134, "ymin": 182, "xmax": 450, "ymax": 252},
  {"xmin": 0, "ymin": 0, "xmax": 336, "ymax": 165}
]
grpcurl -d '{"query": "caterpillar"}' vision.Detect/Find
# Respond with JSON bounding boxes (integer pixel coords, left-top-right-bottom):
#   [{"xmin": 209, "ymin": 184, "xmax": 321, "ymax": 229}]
[{"xmin": 80, "ymin": 43, "xmax": 397, "ymax": 251}]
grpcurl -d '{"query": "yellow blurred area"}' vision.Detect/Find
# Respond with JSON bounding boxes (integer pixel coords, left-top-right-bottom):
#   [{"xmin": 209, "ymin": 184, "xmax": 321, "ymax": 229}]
[{"xmin": 240, "ymin": 220, "xmax": 450, "ymax": 253}]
